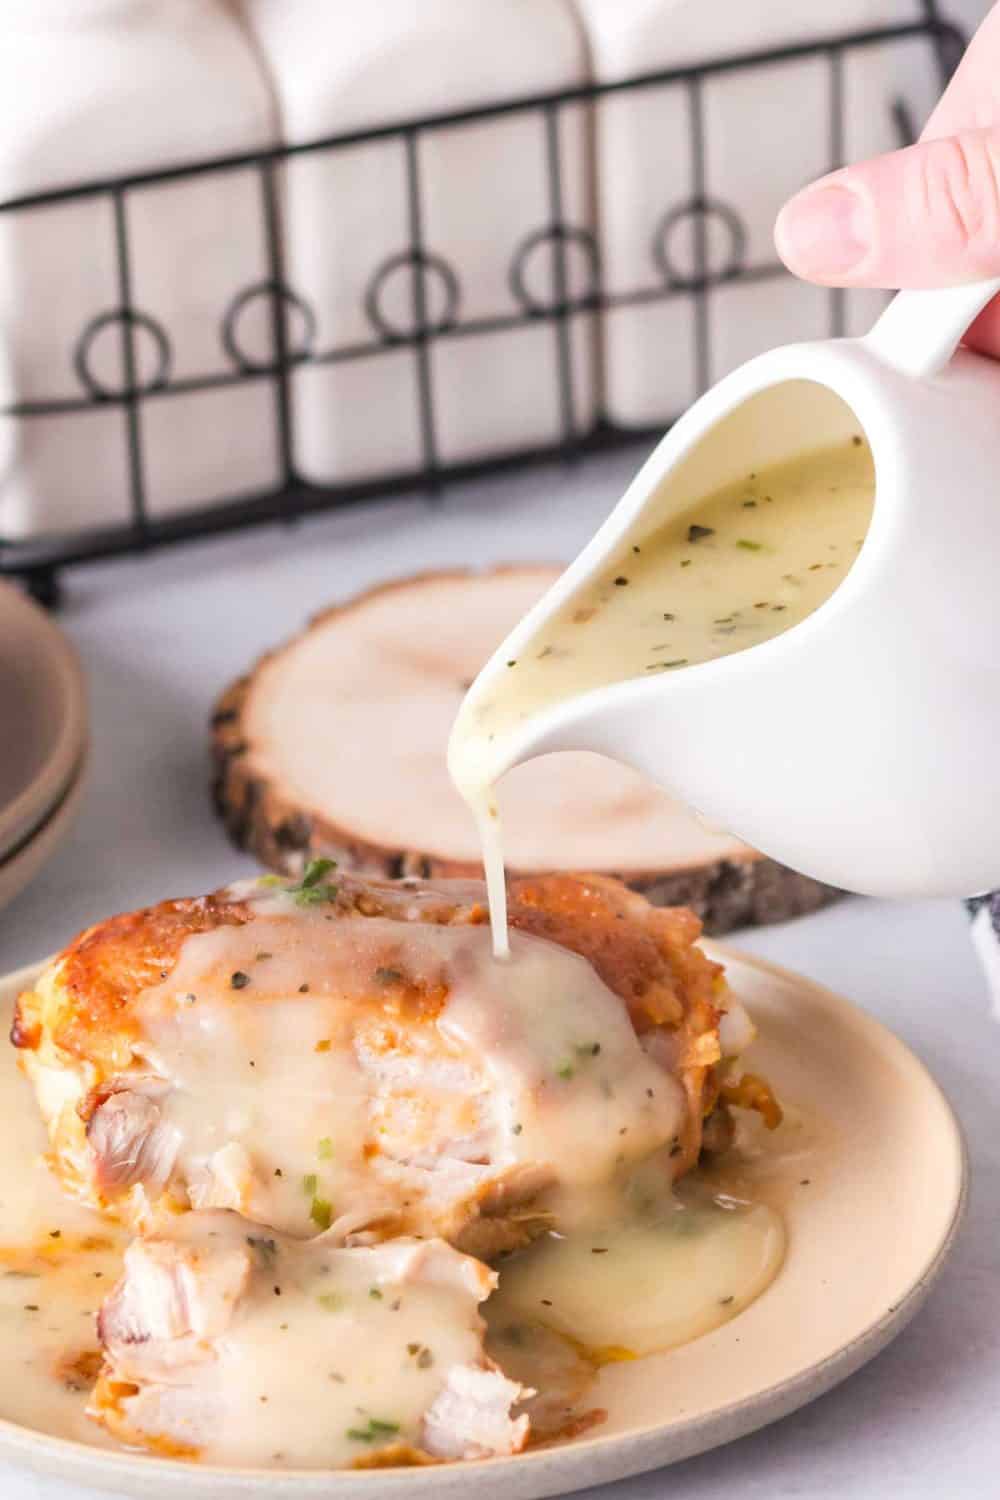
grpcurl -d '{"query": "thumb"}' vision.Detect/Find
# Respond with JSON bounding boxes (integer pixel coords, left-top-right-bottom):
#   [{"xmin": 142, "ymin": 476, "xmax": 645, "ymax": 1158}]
[{"xmin": 774, "ymin": 127, "xmax": 1000, "ymax": 289}]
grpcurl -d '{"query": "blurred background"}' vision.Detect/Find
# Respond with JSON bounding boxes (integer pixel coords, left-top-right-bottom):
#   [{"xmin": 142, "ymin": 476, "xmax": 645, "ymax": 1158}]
[
  {"xmin": 0, "ymin": 0, "xmax": 989, "ymax": 598},
  {"xmin": 0, "ymin": 0, "xmax": 993, "ymax": 947}
]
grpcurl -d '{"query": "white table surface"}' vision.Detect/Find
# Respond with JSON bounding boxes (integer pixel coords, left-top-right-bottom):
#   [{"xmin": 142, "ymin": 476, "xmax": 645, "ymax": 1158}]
[{"xmin": 1, "ymin": 444, "xmax": 997, "ymax": 1499}]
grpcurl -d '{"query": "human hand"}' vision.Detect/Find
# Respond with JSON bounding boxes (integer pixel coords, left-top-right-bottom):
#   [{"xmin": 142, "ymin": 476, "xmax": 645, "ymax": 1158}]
[{"xmin": 774, "ymin": 3, "xmax": 1000, "ymax": 356}]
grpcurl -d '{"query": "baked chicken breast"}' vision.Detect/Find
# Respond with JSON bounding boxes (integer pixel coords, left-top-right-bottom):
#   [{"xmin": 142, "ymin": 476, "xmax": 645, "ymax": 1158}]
[
  {"xmin": 89, "ymin": 1211, "xmax": 527, "ymax": 1466},
  {"xmin": 14, "ymin": 867, "xmax": 766, "ymax": 1254}
]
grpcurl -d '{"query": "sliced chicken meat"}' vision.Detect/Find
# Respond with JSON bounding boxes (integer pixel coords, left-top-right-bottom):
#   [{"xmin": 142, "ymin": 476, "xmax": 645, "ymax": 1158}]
[
  {"xmin": 90, "ymin": 1210, "xmax": 528, "ymax": 1466},
  {"xmin": 14, "ymin": 869, "xmax": 770, "ymax": 1251}
]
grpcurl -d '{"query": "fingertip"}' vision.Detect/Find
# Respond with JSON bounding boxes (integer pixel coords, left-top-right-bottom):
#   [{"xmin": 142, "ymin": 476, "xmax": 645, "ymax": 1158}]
[{"xmin": 774, "ymin": 180, "xmax": 872, "ymax": 284}]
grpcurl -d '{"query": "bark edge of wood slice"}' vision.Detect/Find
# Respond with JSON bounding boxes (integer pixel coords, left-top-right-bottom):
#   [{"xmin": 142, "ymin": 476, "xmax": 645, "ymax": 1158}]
[{"xmin": 211, "ymin": 567, "xmax": 841, "ymax": 936}]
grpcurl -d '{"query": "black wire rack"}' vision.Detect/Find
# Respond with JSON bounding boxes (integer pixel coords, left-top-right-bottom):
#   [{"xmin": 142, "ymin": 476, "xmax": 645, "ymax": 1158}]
[{"xmin": 0, "ymin": 3, "xmax": 964, "ymax": 606}]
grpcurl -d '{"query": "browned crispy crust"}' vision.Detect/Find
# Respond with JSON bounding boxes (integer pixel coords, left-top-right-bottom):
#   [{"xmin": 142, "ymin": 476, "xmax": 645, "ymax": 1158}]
[
  {"xmin": 210, "ymin": 569, "xmax": 840, "ymax": 935},
  {"xmin": 12, "ymin": 894, "xmax": 253, "ymax": 1068},
  {"xmin": 13, "ymin": 871, "xmax": 732, "ymax": 1201},
  {"xmin": 350, "ymin": 1443, "xmax": 440, "ymax": 1470},
  {"xmin": 14, "ymin": 876, "xmax": 719, "ymax": 1052}
]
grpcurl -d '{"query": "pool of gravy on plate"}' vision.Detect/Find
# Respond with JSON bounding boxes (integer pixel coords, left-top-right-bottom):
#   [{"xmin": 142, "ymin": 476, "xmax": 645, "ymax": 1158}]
[{"xmin": 449, "ymin": 436, "xmax": 875, "ymax": 947}]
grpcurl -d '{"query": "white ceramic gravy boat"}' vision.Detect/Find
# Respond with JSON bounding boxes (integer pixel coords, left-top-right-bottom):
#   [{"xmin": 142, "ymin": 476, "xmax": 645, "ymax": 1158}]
[{"xmin": 454, "ymin": 279, "xmax": 1000, "ymax": 898}]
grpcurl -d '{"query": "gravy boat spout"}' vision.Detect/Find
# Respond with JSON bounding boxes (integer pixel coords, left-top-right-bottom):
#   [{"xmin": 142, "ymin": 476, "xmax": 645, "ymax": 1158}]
[{"xmin": 450, "ymin": 278, "xmax": 1000, "ymax": 899}]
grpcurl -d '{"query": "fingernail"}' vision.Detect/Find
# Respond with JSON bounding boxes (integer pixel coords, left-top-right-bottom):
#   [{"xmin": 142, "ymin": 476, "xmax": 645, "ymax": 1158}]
[{"xmin": 775, "ymin": 183, "xmax": 871, "ymax": 278}]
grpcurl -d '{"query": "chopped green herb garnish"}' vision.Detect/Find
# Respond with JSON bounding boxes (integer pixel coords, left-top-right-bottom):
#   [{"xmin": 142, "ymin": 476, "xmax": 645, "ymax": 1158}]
[
  {"xmin": 258, "ymin": 874, "xmax": 283, "ymax": 888},
  {"xmin": 557, "ymin": 1063, "xmax": 574, "ymax": 1081},
  {"xmin": 575, "ymin": 1042, "xmax": 601, "ymax": 1058},
  {"xmin": 680, "ymin": 558, "xmax": 692, "ymax": 567},
  {"xmin": 687, "ymin": 524, "xmax": 714, "ymax": 542},
  {"xmin": 317, "ymin": 1137, "xmax": 333, "ymax": 1160},
  {"xmin": 310, "ymin": 1196, "xmax": 333, "ymax": 1230},
  {"xmin": 346, "ymin": 1418, "xmax": 401, "ymax": 1443},
  {"xmin": 294, "ymin": 884, "xmax": 339, "ymax": 907},
  {"xmin": 278, "ymin": 857, "xmax": 339, "ymax": 907},
  {"xmin": 317, "ymin": 1293, "xmax": 341, "ymax": 1311},
  {"xmin": 230, "ymin": 971, "xmax": 251, "ymax": 990},
  {"xmin": 742, "ymin": 499, "xmax": 758, "ymax": 508},
  {"xmin": 736, "ymin": 539, "xmax": 763, "ymax": 551},
  {"xmin": 369, "ymin": 1287, "xmax": 383, "ymax": 1300},
  {"xmin": 303, "ymin": 1173, "xmax": 318, "ymax": 1197}
]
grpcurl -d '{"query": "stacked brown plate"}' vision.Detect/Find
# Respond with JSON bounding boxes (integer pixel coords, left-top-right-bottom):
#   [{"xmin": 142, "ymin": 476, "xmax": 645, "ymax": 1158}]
[{"xmin": 0, "ymin": 583, "xmax": 87, "ymax": 912}]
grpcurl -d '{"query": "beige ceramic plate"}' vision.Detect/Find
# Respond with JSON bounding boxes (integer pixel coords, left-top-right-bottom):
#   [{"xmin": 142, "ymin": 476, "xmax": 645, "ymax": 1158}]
[
  {"xmin": 0, "ymin": 756, "xmax": 88, "ymax": 915},
  {"xmin": 0, "ymin": 947, "xmax": 965, "ymax": 1500},
  {"xmin": 0, "ymin": 582, "xmax": 86, "ymax": 860}
]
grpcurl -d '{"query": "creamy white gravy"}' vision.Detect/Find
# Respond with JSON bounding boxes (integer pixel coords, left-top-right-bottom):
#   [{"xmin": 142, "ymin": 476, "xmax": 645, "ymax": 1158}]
[
  {"xmin": 0, "ymin": 988, "xmax": 794, "ymax": 1462},
  {"xmin": 99, "ymin": 1219, "xmax": 510, "ymax": 1467},
  {"xmin": 131, "ymin": 893, "xmax": 688, "ymax": 1236},
  {"xmin": 488, "ymin": 1182, "xmax": 784, "ymax": 1368},
  {"xmin": 0, "ymin": 1025, "xmax": 124, "ymax": 1449},
  {"xmin": 449, "ymin": 439, "xmax": 875, "ymax": 946}
]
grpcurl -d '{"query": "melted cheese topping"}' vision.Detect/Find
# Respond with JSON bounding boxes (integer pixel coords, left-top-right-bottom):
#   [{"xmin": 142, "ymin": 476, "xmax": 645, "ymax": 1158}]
[{"xmin": 449, "ymin": 439, "xmax": 875, "ymax": 945}]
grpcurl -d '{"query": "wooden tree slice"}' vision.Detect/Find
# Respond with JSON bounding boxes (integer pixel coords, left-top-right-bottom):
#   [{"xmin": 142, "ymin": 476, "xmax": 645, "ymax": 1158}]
[{"xmin": 212, "ymin": 567, "xmax": 840, "ymax": 934}]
